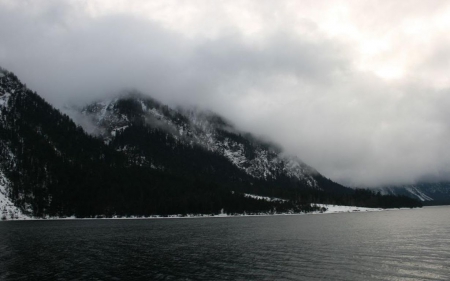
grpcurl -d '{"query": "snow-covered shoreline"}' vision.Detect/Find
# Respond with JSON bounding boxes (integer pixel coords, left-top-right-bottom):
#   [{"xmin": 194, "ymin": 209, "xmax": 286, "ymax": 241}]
[
  {"xmin": 1, "ymin": 188, "xmax": 420, "ymax": 221},
  {"xmin": 1, "ymin": 204, "xmax": 419, "ymax": 221}
]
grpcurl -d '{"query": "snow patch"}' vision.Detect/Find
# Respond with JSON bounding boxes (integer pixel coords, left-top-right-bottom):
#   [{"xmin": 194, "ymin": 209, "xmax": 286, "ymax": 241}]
[
  {"xmin": 140, "ymin": 100, "xmax": 148, "ymax": 112},
  {"xmin": 111, "ymin": 125, "xmax": 129, "ymax": 136},
  {"xmin": 244, "ymin": 193, "xmax": 287, "ymax": 202},
  {"xmin": 148, "ymin": 108, "xmax": 164, "ymax": 119},
  {"xmin": 0, "ymin": 93, "xmax": 11, "ymax": 108},
  {"xmin": 312, "ymin": 203, "xmax": 382, "ymax": 214},
  {"xmin": 406, "ymin": 186, "xmax": 433, "ymax": 201},
  {"xmin": 98, "ymin": 100, "xmax": 111, "ymax": 122}
]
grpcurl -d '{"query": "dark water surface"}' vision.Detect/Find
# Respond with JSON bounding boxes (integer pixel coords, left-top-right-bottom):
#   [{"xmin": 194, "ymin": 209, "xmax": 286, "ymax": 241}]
[{"xmin": 1, "ymin": 207, "xmax": 449, "ymax": 280}]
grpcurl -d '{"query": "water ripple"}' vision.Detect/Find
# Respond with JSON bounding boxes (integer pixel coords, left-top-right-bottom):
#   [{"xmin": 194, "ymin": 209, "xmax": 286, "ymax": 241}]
[{"xmin": 0, "ymin": 207, "xmax": 449, "ymax": 280}]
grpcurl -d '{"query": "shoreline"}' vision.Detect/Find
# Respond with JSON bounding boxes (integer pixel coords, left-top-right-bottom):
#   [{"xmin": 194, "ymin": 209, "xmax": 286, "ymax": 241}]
[{"xmin": 1, "ymin": 204, "xmax": 423, "ymax": 222}]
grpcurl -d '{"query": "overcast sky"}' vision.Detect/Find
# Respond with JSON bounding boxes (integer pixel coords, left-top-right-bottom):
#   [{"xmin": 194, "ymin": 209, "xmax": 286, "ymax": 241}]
[{"xmin": 2, "ymin": 0, "xmax": 450, "ymax": 187}]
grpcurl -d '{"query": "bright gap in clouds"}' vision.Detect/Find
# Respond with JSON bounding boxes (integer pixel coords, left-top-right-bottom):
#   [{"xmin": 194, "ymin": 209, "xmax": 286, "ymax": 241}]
[
  {"xmin": 1, "ymin": 0, "xmax": 450, "ymax": 187},
  {"xmin": 373, "ymin": 64, "xmax": 404, "ymax": 80}
]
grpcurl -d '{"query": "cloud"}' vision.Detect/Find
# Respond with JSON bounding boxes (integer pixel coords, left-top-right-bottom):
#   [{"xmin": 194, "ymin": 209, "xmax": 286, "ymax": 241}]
[{"xmin": 1, "ymin": 0, "xmax": 450, "ymax": 187}]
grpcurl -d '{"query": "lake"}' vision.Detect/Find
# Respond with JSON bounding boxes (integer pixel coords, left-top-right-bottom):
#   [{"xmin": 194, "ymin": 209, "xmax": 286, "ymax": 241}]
[{"xmin": 1, "ymin": 206, "xmax": 449, "ymax": 280}]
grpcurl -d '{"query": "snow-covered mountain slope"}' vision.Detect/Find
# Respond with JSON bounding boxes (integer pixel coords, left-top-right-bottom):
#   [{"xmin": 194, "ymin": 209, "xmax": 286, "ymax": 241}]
[
  {"xmin": 0, "ymin": 72, "xmax": 30, "ymax": 219},
  {"xmin": 0, "ymin": 170, "xmax": 30, "ymax": 220},
  {"xmin": 0, "ymin": 70, "xmax": 32, "ymax": 219},
  {"xmin": 79, "ymin": 93, "xmax": 320, "ymax": 188},
  {"xmin": 378, "ymin": 183, "xmax": 450, "ymax": 205}
]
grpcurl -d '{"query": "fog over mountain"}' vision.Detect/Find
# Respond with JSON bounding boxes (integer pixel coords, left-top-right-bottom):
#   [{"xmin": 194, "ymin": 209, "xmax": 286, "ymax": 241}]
[{"xmin": 1, "ymin": 0, "xmax": 450, "ymax": 187}]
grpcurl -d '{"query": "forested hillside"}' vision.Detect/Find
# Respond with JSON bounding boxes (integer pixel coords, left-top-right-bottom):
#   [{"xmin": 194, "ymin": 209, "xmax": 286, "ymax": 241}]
[{"xmin": 0, "ymin": 68, "xmax": 421, "ymax": 219}]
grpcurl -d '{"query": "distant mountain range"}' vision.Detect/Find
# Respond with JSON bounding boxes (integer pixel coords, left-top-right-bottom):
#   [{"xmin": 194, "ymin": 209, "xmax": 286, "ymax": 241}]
[{"xmin": 0, "ymin": 68, "xmax": 422, "ymax": 219}]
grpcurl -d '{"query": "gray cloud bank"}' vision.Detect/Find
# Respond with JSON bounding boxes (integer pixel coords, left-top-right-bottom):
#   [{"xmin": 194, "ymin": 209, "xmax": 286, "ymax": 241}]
[{"xmin": 2, "ymin": 1, "xmax": 450, "ymax": 187}]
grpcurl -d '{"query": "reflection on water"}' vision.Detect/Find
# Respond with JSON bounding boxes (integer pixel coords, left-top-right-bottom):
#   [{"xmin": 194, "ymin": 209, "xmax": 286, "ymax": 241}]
[{"xmin": 1, "ymin": 207, "xmax": 449, "ymax": 280}]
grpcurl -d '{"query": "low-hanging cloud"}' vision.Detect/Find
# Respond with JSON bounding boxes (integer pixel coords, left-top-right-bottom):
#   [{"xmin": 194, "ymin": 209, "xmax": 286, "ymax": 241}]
[{"xmin": 2, "ymin": 0, "xmax": 450, "ymax": 187}]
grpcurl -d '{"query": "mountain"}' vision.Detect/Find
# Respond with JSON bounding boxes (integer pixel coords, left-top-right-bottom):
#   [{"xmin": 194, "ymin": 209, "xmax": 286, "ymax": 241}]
[
  {"xmin": 77, "ymin": 92, "xmax": 343, "ymax": 193},
  {"xmin": 0, "ymin": 68, "xmax": 421, "ymax": 219},
  {"xmin": 377, "ymin": 183, "xmax": 450, "ymax": 205}
]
